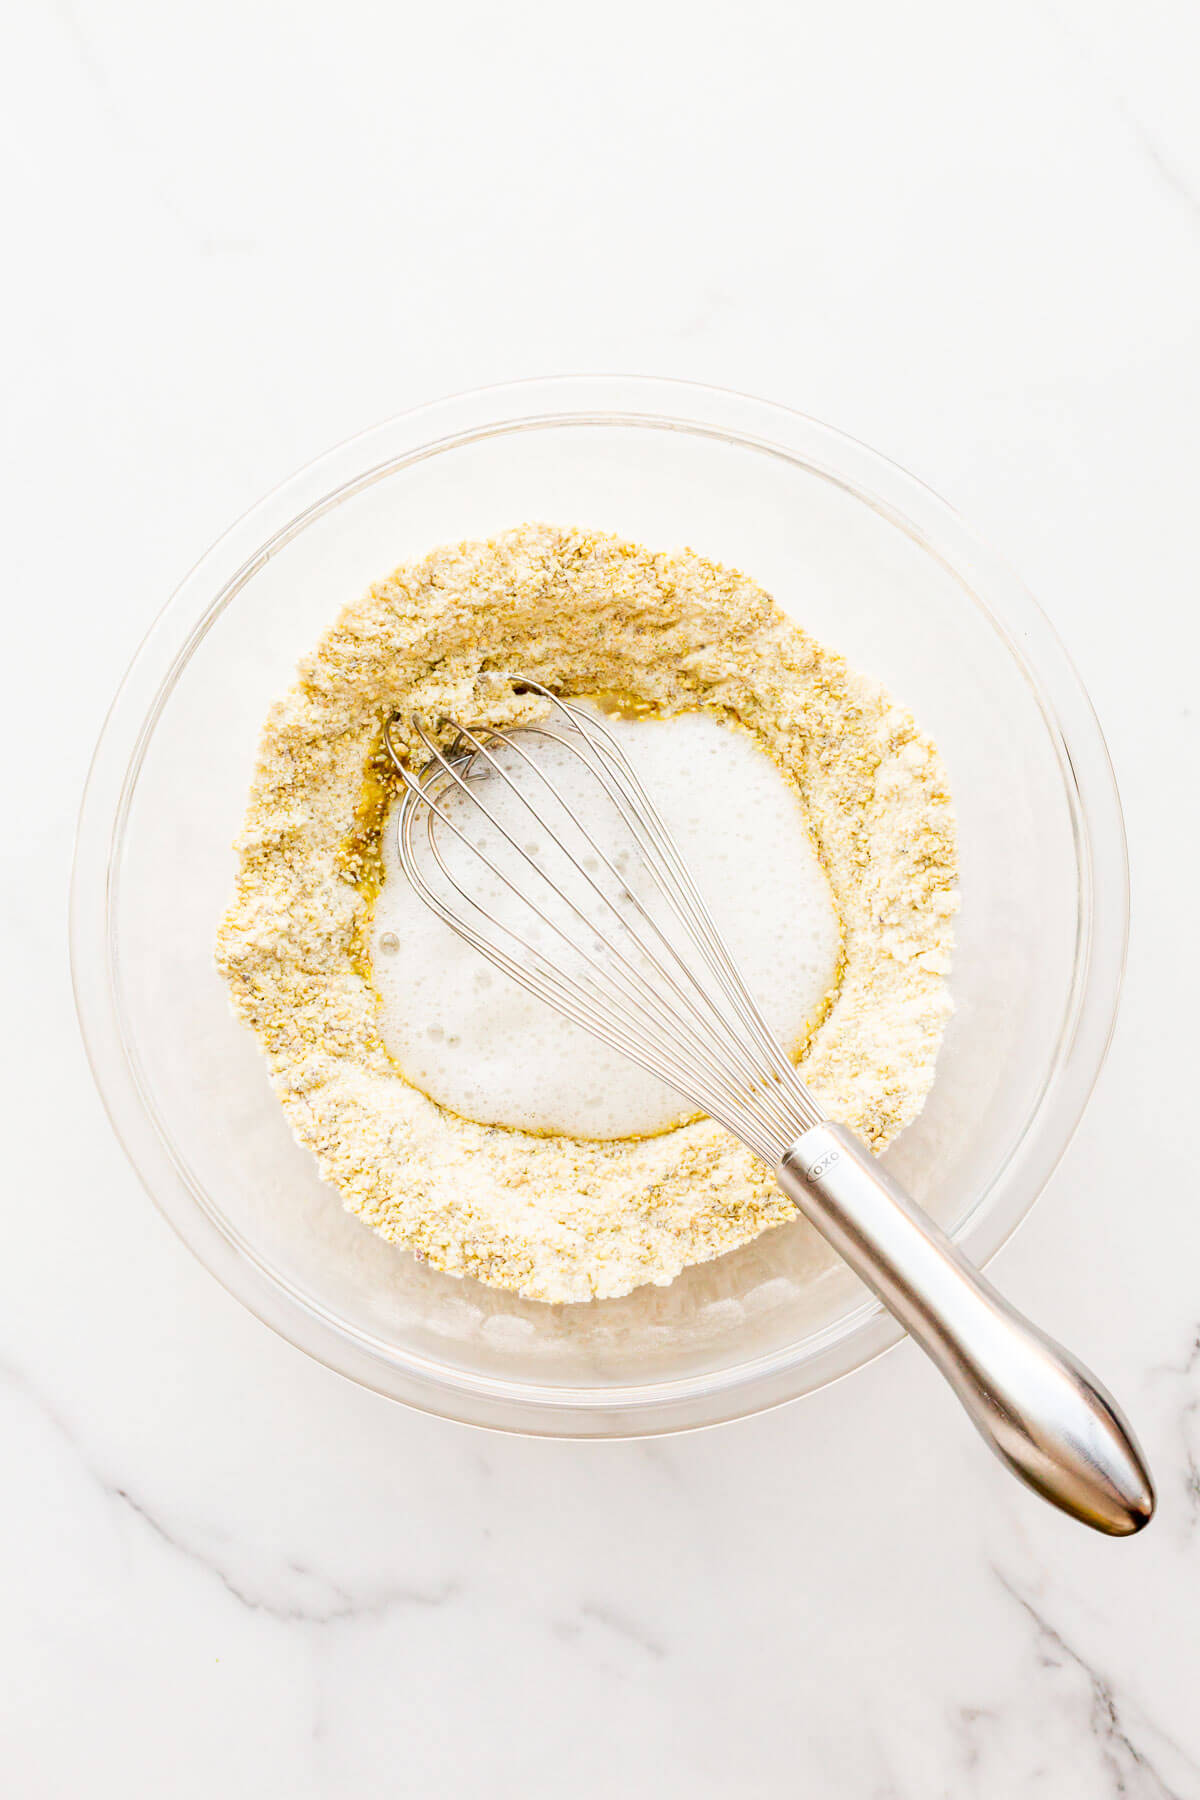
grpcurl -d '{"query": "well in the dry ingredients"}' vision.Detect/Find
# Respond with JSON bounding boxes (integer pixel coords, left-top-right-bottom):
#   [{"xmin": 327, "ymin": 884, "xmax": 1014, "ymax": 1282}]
[
  {"xmin": 372, "ymin": 702, "xmax": 842, "ymax": 1141},
  {"xmin": 217, "ymin": 523, "xmax": 957, "ymax": 1303}
]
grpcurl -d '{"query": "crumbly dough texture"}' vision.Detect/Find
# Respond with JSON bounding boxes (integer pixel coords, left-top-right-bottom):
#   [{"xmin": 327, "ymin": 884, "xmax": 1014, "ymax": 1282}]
[{"xmin": 217, "ymin": 524, "xmax": 957, "ymax": 1303}]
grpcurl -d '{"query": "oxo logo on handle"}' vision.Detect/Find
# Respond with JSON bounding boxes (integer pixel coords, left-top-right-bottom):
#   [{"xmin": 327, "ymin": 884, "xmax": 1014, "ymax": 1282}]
[{"xmin": 807, "ymin": 1148, "xmax": 841, "ymax": 1180}]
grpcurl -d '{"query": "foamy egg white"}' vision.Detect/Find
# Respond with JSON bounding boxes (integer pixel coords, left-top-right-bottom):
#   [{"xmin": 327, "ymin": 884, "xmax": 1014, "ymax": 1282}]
[{"xmin": 370, "ymin": 706, "xmax": 841, "ymax": 1140}]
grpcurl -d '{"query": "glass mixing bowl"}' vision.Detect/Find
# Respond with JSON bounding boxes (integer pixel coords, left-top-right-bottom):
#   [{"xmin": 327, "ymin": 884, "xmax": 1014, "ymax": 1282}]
[{"xmin": 70, "ymin": 376, "xmax": 1128, "ymax": 1435}]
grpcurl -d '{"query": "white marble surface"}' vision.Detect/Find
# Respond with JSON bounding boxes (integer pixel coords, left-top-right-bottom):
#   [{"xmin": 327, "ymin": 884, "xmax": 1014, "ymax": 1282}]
[{"xmin": 5, "ymin": 0, "xmax": 1200, "ymax": 1792}]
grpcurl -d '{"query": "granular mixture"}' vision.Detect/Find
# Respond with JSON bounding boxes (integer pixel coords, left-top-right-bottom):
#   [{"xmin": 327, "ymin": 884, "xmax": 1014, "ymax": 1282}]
[{"xmin": 216, "ymin": 523, "xmax": 958, "ymax": 1303}]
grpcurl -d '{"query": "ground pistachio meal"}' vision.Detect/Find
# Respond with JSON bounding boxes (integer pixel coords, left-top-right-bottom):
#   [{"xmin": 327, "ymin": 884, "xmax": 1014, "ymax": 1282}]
[{"xmin": 216, "ymin": 523, "xmax": 958, "ymax": 1303}]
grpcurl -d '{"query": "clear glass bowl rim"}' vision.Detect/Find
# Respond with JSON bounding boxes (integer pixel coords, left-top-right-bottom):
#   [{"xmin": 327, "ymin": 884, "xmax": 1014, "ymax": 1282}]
[{"xmin": 69, "ymin": 374, "xmax": 1129, "ymax": 1437}]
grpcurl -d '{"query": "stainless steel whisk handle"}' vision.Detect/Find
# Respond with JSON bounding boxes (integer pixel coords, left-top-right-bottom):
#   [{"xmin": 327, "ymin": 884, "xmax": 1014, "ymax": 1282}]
[{"xmin": 777, "ymin": 1124, "xmax": 1154, "ymax": 1535}]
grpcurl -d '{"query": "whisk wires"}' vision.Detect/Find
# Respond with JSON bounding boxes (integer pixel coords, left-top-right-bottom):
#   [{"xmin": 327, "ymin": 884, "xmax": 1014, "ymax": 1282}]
[{"xmin": 383, "ymin": 680, "xmax": 825, "ymax": 1163}]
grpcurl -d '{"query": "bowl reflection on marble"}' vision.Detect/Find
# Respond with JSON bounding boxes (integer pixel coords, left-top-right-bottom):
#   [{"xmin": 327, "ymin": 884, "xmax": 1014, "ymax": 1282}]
[{"xmin": 70, "ymin": 377, "xmax": 1128, "ymax": 1435}]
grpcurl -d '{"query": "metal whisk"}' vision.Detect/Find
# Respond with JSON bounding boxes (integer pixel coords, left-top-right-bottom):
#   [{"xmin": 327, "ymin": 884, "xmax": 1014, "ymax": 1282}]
[{"xmin": 384, "ymin": 678, "xmax": 1153, "ymax": 1535}]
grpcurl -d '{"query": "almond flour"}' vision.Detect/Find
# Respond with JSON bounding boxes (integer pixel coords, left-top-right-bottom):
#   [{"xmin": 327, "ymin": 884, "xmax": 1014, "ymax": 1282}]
[{"xmin": 216, "ymin": 523, "xmax": 958, "ymax": 1303}]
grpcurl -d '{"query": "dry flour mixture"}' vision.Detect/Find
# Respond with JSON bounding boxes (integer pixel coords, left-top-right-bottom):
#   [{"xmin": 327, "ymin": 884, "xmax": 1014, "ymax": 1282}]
[{"xmin": 217, "ymin": 523, "xmax": 957, "ymax": 1302}]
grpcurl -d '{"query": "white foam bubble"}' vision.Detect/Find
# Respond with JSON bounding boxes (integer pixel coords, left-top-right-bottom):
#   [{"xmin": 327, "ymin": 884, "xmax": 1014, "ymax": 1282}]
[{"xmin": 371, "ymin": 706, "xmax": 840, "ymax": 1139}]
